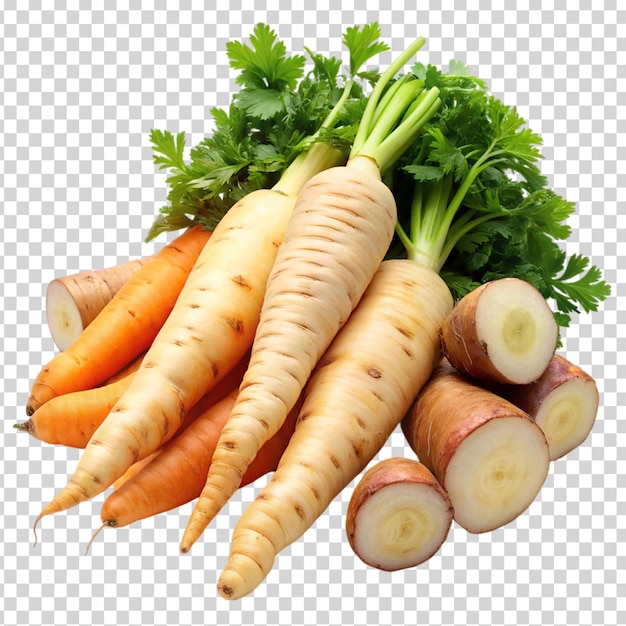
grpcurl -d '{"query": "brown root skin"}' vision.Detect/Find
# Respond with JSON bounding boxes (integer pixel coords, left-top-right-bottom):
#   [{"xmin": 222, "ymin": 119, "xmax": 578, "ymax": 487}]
[
  {"xmin": 402, "ymin": 359, "xmax": 532, "ymax": 485},
  {"xmin": 440, "ymin": 278, "xmax": 558, "ymax": 385},
  {"xmin": 503, "ymin": 353, "xmax": 596, "ymax": 415}
]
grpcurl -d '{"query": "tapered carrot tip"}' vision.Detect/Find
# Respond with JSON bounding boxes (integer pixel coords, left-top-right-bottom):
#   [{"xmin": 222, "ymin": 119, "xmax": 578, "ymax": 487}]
[{"xmin": 14, "ymin": 421, "xmax": 34, "ymax": 435}]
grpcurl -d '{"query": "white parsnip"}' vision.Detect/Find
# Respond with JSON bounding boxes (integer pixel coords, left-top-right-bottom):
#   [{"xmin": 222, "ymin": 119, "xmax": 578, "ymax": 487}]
[{"xmin": 215, "ymin": 260, "xmax": 453, "ymax": 599}]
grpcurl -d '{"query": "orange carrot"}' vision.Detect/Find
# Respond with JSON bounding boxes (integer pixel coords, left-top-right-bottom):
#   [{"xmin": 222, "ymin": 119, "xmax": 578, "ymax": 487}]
[
  {"xmin": 17, "ymin": 373, "xmax": 135, "ymax": 448},
  {"xmin": 26, "ymin": 225, "xmax": 211, "ymax": 415},
  {"xmin": 112, "ymin": 449, "xmax": 163, "ymax": 491},
  {"xmin": 100, "ymin": 353, "xmax": 145, "ymax": 385},
  {"xmin": 17, "ymin": 352, "xmax": 249, "ymax": 449},
  {"xmin": 46, "ymin": 256, "xmax": 153, "ymax": 351},
  {"xmin": 98, "ymin": 389, "xmax": 300, "ymax": 530},
  {"xmin": 182, "ymin": 39, "xmax": 442, "ymax": 552}
]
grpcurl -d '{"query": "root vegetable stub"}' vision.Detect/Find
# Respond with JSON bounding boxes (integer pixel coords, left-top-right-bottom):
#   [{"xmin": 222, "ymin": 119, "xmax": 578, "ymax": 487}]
[
  {"xmin": 46, "ymin": 257, "xmax": 150, "ymax": 351},
  {"xmin": 402, "ymin": 361, "xmax": 550, "ymax": 534},
  {"xmin": 346, "ymin": 457, "xmax": 453, "ymax": 571},
  {"xmin": 502, "ymin": 354, "xmax": 599, "ymax": 460},
  {"xmin": 440, "ymin": 277, "xmax": 559, "ymax": 385}
]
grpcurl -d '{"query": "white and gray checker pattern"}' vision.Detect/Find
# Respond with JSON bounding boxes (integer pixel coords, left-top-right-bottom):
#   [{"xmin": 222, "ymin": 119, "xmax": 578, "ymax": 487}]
[{"xmin": 1, "ymin": 2, "xmax": 624, "ymax": 625}]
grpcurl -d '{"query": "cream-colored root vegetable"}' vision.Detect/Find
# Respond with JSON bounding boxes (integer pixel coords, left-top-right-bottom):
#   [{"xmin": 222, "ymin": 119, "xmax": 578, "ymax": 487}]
[
  {"xmin": 402, "ymin": 360, "xmax": 551, "ymax": 534},
  {"xmin": 181, "ymin": 156, "xmax": 398, "ymax": 552},
  {"xmin": 181, "ymin": 39, "xmax": 443, "ymax": 553},
  {"xmin": 215, "ymin": 260, "xmax": 453, "ymax": 599},
  {"xmin": 502, "ymin": 353, "xmax": 599, "ymax": 460},
  {"xmin": 346, "ymin": 457, "xmax": 453, "ymax": 571},
  {"xmin": 440, "ymin": 277, "xmax": 559, "ymax": 385}
]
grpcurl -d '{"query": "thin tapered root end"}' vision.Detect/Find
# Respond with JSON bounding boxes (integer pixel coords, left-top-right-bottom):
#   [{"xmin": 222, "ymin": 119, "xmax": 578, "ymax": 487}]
[
  {"xmin": 85, "ymin": 522, "xmax": 107, "ymax": 555},
  {"xmin": 180, "ymin": 509, "xmax": 215, "ymax": 554},
  {"xmin": 217, "ymin": 569, "xmax": 248, "ymax": 601},
  {"xmin": 15, "ymin": 420, "xmax": 34, "ymax": 435},
  {"xmin": 181, "ymin": 461, "xmax": 247, "ymax": 552},
  {"xmin": 217, "ymin": 554, "xmax": 271, "ymax": 601}
]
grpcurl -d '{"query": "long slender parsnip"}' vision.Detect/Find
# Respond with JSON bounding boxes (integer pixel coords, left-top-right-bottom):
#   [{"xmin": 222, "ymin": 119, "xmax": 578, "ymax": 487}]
[
  {"xmin": 182, "ymin": 37, "xmax": 443, "ymax": 553},
  {"xmin": 32, "ymin": 142, "xmax": 344, "ymax": 532},
  {"xmin": 215, "ymin": 260, "xmax": 453, "ymax": 599}
]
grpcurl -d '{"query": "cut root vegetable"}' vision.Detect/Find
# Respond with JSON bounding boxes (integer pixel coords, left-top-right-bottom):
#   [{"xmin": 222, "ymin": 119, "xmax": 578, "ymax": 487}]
[
  {"xmin": 440, "ymin": 278, "xmax": 558, "ymax": 385},
  {"xmin": 46, "ymin": 257, "xmax": 151, "ymax": 351},
  {"xmin": 402, "ymin": 360, "xmax": 550, "ymax": 534},
  {"xmin": 502, "ymin": 354, "xmax": 599, "ymax": 460},
  {"xmin": 346, "ymin": 457, "xmax": 453, "ymax": 571}
]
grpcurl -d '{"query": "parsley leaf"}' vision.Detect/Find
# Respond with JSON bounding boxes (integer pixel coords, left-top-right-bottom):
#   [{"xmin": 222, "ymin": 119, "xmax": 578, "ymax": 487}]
[
  {"xmin": 147, "ymin": 22, "xmax": 388, "ymax": 242},
  {"xmin": 227, "ymin": 23, "xmax": 306, "ymax": 92},
  {"xmin": 392, "ymin": 61, "xmax": 610, "ymax": 329}
]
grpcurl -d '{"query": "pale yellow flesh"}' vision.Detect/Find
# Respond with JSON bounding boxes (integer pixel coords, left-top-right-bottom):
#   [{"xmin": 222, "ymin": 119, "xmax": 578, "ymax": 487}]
[
  {"xmin": 45, "ymin": 281, "xmax": 84, "ymax": 351},
  {"xmin": 352, "ymin": 482, "xmax": 452, "ymax": 570},
  {"xmin": 445, "ymin": 416, "xmax": 550, "ymax": 533},
  {"xmin": 475, "ymin": 281, "xmax": 558, "ymax": 384},
  {"xmin": 535, "ymin": 378, "xmax": 599, "ymax": 460}
]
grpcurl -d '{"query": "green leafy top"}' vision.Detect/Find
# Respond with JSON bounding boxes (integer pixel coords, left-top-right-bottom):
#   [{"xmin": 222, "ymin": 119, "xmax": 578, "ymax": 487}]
[
  {"xmin": 227, "ymin": 23, "xmax": 306, "ymax": 93},
  {"xmin": 147, "ymin": 22, "xmax": 388, "ymax": 241},
  {"xmin": 392, "ymin": 61, "xmax": 610, "ymax": 329}
]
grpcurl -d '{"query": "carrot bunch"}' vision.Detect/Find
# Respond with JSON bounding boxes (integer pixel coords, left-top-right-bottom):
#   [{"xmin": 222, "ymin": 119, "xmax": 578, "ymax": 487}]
[{"xmin": 17, "ymin": 23, "xmax": 609, "ymax": 601}]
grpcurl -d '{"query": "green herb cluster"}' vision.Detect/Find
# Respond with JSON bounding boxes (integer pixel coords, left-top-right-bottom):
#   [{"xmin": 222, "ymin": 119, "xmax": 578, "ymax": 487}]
[
  {"xmin": 392, "ymin": 61, "xmax": 610, "ymax": 328},
  {"xmin": 147, "ymin": 23, "xmax": 387, "ymax": 241},
  {"xmin": 149, "ymin": 24, "xmax": 609, "ymax": 329}
]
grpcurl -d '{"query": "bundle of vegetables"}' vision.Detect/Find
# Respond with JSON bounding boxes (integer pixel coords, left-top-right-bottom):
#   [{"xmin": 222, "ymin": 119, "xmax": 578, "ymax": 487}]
[{"xmin": 18, "ymin": 23, "xmax": 609, "ymax": 601}]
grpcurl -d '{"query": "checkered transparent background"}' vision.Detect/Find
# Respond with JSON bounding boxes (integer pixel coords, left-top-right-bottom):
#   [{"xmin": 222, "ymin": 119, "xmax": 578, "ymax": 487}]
[{"xmin": 1, "ymin": 2, "xmax": 624, "ymax": 625}]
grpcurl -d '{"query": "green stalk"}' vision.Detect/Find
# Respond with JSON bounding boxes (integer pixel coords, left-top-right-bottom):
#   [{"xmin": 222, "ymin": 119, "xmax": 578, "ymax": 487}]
[
  {"xmin": 352, "ymin": 36, "xmax": 426, "ymax": 156},
  {"xmin": 346, "ymin": 37, "xmax": 441, "ymax": 175},
  {"xmin": 273, "ymin": 141, "xmax": 345, "ymax": 198},
  {"xmin": 400, "ymin": 137, "xmax": 511, "ymax": 272}
]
